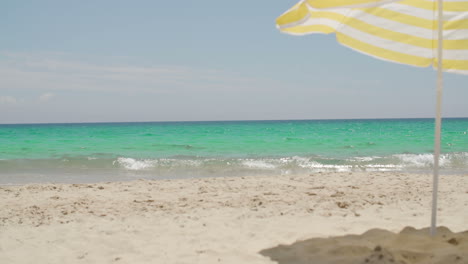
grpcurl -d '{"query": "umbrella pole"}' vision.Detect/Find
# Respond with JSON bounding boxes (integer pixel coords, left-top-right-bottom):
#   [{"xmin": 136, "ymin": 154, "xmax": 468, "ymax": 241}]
[{"xmin": 431, "ymin": 0, "xmax": 444, "ymax": 237}]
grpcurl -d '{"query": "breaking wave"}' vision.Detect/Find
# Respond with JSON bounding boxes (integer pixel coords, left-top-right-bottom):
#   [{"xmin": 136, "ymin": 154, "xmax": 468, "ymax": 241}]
[
  {"xmin": 1, "ymin": 153, "xmax": 467, "ymax": 184},
  {"xmin": 111, "ymin": 152, "xmax": 468, "ymax": 175}
]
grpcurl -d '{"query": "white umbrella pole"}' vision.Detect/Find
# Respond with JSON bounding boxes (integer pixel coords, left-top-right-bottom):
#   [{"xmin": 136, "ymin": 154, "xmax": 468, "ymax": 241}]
[{"xmin": 431, "ymin": 0, "xmax": 444, "ymax": 236}]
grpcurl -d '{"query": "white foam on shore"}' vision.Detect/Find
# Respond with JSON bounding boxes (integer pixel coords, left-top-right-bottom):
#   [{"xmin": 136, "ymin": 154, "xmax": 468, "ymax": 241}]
[
  {"xmin": 241, "ymin": 160, "xmax": 276, "ymax": 169},
  {"xmin": 395, "ymin": 154, "xmax": 437, "ymax": 167},
  {"xmin": 115, "ymin": 157, "xmax": 205, "ymax": 171},
  {"xmin": 111, "ymin": 153, "xmax": 468, "ymax": 174},
  {"xmin": 392, "ymin": 153, "xmax": 468, "ymax": 168},
  {"xmin": 115, "ymin": 157, "xmax": 156, "ymax": 170}
]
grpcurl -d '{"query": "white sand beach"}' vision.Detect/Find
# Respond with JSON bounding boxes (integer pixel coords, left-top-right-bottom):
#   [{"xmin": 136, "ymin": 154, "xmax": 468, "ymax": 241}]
[{"xmin": 1, "ymin": 172, "xmax": 467, "ymax": 264}]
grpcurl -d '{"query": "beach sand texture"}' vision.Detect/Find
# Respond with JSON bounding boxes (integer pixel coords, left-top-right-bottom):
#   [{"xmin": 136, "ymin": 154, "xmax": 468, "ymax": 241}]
[{"xmin": 1, "ymin": 172, "xmax": 467, "ymax": 263}]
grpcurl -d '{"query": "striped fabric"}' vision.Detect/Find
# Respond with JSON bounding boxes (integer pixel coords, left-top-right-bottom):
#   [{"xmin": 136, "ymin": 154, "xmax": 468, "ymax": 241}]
[
  {"xmin": 304, "ymin": 0, "xmax": 401, "ymax": 9},
  {"xmin": 276, "ymin": 0, "xmax": 468, "ymax": 75}
]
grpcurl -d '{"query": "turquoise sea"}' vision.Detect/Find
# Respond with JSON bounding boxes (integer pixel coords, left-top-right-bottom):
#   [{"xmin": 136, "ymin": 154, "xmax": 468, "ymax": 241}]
[{"xmin": 1, "ymin": 118, "xmax": 467, "ymax": 184}]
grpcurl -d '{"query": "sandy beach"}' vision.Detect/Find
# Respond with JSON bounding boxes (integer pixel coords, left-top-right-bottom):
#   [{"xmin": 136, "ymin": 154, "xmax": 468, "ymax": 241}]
[{"xmin": 1, "ymin": 172, "xmax": 467, "ymax": 264}]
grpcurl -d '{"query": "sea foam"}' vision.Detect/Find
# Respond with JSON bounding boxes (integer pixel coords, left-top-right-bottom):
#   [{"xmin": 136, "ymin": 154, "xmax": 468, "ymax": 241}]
[
  {"xmin": 110, "ymin": 153, "xmax": 468, "ymax": 175},
  {"xmin": 115, "ymin": 157, "xmax": 156, "ymax": 170}
]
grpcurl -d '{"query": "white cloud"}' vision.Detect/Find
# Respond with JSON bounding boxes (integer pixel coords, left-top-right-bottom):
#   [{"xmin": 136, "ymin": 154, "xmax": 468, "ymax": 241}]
[
  {"xmin": 0, "ymin": 51, "xmax": 263, "ymax": 94},
  {"xmin": 38, "ymin": 93, "xmax": 55, "ymax": 102},
  {"xmin": 0, "ymin": 96, "xmax": 17, "ymax": 105}
]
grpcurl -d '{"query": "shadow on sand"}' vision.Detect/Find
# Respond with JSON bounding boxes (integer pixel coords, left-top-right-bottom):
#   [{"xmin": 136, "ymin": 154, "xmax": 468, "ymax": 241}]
[{"xmin": 259, "ymin": 227, "xmax": 468, "ymax": 264}]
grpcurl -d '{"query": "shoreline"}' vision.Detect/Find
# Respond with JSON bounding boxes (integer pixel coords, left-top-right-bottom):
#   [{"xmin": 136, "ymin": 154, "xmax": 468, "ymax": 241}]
[
  {"xmin": 2, "ymin": 167, "xmax": 468, "ymax": 186},
  {"xmin": 1, "ymin": 172, "xmax": 467, "ymax": 263}
]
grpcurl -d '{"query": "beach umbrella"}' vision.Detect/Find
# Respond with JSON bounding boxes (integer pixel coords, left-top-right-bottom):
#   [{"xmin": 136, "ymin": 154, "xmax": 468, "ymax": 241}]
[{"xmin": 276, "ymin": 0, "xmax": 468, "ymax": 235}]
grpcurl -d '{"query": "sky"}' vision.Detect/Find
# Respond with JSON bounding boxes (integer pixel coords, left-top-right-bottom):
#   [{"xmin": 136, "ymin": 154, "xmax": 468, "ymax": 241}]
[{"xmin": 1, "ymin": 0, "xmax": 467, "ymax": 124}]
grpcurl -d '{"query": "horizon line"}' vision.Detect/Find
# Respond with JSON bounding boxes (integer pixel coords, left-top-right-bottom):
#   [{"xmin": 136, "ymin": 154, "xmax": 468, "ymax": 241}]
[{"xmin": 1, "ymin": 117, "xmax": 468, "ymax": 126}]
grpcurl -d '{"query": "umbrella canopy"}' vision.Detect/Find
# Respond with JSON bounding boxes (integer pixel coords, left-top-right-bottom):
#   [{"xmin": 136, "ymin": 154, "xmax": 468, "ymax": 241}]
[
  {"xmin": 277, "ymin": 0, "xmax": 468, "ymax": 74},
  {"xmin": 276, "ymin": 0, "xmax": 468, "ymax": 235}
]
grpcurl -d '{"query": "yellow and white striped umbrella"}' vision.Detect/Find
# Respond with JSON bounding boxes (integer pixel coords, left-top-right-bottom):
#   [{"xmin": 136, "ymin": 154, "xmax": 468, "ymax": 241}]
[
  {"xmin": 276, "ymin": 0, "xmax": 468, "ymax": 235},
  {"xmin": 277, "ymin": 0, "xmax": 468, "ymax": 74}
]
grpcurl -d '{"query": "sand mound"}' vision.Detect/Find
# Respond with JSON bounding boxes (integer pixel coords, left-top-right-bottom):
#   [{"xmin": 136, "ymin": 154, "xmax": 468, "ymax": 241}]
[{"xmin": 260, "ymin": 226, "xmax": 468, "ymax": 264}]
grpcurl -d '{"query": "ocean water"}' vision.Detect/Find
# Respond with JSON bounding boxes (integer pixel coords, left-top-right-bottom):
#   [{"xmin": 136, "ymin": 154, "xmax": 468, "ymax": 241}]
[{"xmin": 1, "ymin": 119, "xmax": 467, "ymax": 184}]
